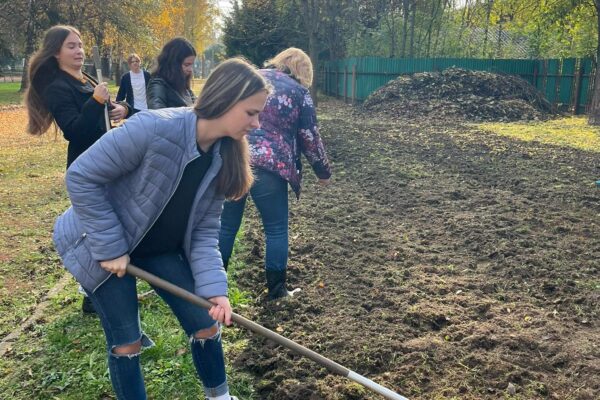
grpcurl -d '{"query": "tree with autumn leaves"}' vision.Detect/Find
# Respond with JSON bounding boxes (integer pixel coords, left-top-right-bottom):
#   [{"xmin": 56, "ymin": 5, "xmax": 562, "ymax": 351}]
[{"xmin": 0, "ymin": 0, "xmax": 220, "ymax": 90}]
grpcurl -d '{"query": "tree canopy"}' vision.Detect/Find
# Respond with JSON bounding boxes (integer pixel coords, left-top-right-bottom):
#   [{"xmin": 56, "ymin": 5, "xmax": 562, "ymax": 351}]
[
  {"xmin": 0, "ymin": 0, "xmax": 220, "ymax": 83},
  {"xmin": 222, "ymin": 0, "xmax": 597, "ymax": 62}
]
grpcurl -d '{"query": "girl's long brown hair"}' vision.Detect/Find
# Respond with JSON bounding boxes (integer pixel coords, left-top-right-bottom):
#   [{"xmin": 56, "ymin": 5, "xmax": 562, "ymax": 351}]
[
  {"xmin": 151, "ymin": 37, "xmax": 196, "ymax": 95},
  {"xmin": 25, "ymin": 25, "xmax": 81, "ymax": 136},
  {"xmin": 194, "ymin": 58, "xmax": 270, "ymax": 200}
]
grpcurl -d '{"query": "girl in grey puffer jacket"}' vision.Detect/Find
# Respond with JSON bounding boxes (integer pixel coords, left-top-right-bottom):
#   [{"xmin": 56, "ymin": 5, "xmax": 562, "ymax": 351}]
[{"xmin": 53, "ymin": 58, "xmax": 270, "ymax": 400}]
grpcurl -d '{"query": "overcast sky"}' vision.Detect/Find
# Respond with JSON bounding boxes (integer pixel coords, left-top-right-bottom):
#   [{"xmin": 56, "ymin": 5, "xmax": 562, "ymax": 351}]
[{"xmin": 217, "ymin": 0, "xmax": 232, "ymax": 16}]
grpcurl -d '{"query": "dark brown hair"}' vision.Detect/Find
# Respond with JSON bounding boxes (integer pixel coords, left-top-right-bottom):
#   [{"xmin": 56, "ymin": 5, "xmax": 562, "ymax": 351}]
[
  {"xmin": 25, "ymin": 25, "xmax": 81, "ymax": 136},
  {"xmin": 151, "ymin": 37, "xmax": 196, "ymax": 95},
  {"xmin": 194, "ymin": 58, "xmax": 270, "ymax": 200}
]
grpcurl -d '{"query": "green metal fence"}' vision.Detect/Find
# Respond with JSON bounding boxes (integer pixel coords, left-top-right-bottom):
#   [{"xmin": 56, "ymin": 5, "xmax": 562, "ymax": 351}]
[{"xmin": 320, "ymin": 57, "xmax": 596, "ymax": 115}]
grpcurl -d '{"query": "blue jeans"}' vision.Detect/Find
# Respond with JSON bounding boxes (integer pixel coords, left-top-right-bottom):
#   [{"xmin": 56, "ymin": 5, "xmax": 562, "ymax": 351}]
[
  {"xmin": 85, "ymin": 250, "xmax": 228, "ymax": 400},
  {"xmin": 219, "ymin": 168, "xmax": 289, "ymax": 271}
]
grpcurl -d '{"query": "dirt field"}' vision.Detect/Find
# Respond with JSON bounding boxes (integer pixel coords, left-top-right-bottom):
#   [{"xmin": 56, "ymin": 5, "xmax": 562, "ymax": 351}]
[{"xmin": 229, "ymin": 98, "xmax": 599, "ymax": 399}]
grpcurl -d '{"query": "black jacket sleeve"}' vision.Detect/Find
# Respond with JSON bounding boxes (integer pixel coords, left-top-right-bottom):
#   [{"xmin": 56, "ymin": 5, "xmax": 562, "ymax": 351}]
[
  {"xmin": 146, "ymin": 78, "xmax": 169, "ymax": 109},
  {"xmin": 116, "ymin": 73, "xmax": 129, "ymax": 102},
  {"xmin": 44, "ymin": 84, "xmax": 105, "ymax": 143}
]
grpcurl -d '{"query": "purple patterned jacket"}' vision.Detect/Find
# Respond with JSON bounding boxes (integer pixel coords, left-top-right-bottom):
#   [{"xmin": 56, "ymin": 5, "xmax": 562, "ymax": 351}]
[{"xmin": 248, "ymin": 69, "xmax": 331, "ymax": 199}]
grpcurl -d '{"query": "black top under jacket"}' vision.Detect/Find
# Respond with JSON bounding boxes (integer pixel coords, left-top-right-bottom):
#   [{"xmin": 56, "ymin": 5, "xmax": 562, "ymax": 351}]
[{"xmin": 131, "ymin": 146, "xmax": 214, "ymax": 258}]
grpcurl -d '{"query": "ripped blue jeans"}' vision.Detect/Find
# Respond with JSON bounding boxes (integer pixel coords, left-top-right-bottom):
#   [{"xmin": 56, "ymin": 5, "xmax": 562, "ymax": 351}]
[{"xmin": 85, "ymin": 250, "xmax": 228, "ymax": 399}]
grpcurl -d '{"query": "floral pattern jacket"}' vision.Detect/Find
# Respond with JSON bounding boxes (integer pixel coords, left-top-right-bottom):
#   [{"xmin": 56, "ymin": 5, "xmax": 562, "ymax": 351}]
[{"xmin": 248, "ymin": 69, "xmax": 331, "ymax": 199}]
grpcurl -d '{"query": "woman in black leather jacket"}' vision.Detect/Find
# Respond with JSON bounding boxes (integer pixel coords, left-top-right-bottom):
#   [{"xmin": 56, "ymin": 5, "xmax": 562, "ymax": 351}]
[{"xmin": 147, "ymin": 37, "xmax": 197, "ymax": 108}]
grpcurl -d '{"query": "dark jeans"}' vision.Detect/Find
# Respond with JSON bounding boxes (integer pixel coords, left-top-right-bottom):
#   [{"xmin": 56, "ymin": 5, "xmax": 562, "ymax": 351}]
[
  {"xmin": 219, "ymin": 168, "xmax": 289, "ymax": 271},
  {"xmin": 85, "ymin": 250, "xmax": 228, "ymax": 399}
]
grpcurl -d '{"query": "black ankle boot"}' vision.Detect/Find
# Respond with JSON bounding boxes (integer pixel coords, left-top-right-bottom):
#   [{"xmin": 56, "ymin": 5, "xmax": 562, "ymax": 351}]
[
  {"xmin": 265, "ymin": 269, "xmax": 299, "ymax": 300},
  {"xmin": 81, "ymin": 296, "xmax": 97, "ymax": 314}
]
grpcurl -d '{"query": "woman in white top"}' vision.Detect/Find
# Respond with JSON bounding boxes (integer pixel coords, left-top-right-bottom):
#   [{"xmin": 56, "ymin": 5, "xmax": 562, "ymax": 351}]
[{"xmin": 116, "ymin": 53, "xmax": 151, "ymax": 111}]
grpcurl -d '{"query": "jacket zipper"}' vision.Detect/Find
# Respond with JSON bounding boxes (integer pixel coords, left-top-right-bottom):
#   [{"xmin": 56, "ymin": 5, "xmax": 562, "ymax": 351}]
[{"xmin": 74, "ymin": 232, "xmax": 87, "ymax": 247}]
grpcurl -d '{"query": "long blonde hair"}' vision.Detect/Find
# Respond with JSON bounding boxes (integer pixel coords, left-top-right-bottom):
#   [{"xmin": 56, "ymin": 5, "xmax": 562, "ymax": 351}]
[
  {"xmin": 194, "ymin": 58, "xmax": 270, "ymax": 200},
  {"xmin": 25, "ymin": 25, "xmax": 81, "ymax": 136},
  {"xmin": 265, "ymin": 47, "xmax": 313, "ymax": 88}
]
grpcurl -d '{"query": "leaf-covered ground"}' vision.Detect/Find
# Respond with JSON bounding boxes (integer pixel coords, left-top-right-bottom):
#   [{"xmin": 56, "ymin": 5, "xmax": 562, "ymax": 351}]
[
  {"xmin": 228, "ymin": 98, "xmax": 599, "ymax": 399},
  {"xmin": 0, "ymin": 107, "xmax": 69, "ymax": 339}
]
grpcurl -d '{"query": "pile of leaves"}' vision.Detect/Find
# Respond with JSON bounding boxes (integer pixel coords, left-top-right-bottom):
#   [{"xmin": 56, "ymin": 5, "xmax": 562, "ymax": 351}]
[{"xmin": 362, "ymin": 68, "xmax": 554, "ymax": 122}]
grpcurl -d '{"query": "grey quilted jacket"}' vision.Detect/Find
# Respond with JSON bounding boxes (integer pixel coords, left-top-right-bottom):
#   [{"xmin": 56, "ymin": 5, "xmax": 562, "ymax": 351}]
[{"xmin": 53, "ymin": 107, "xmax": 227, "ymax": 298}]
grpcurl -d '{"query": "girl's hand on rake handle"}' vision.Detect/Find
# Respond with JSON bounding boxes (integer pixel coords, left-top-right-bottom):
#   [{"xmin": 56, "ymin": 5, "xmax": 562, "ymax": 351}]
[
  {"xmin": 100, "ymin": 254, "xmax": 130, "ymax": 278},
  {"xmin": 208, "ymin": 296, "xmax": 232, "ymax": 326}
]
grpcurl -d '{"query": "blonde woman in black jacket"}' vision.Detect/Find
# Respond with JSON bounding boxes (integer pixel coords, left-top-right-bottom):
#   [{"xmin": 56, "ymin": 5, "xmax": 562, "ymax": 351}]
[{"xmin": 147, "ymin": 37, "xmax": 197, "ymax": 109}]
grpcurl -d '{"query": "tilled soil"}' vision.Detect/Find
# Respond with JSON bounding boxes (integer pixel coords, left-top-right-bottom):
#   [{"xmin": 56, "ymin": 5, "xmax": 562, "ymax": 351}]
[{"xmin": 230, "ymin": 98, "xmax": 599, "ymax": 399}]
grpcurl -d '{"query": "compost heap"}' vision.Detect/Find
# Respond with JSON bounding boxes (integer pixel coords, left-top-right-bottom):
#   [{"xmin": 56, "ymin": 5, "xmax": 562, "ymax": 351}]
[{"xmin": 362, "ymin": 67, "xmax": 554, "ymax": 121}]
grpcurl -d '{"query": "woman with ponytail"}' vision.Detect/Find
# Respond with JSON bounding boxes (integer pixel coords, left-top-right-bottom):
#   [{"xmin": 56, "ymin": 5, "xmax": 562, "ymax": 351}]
[{"xmin": 51, "ymin": 58, "xmax": 269, "ymax": 400}]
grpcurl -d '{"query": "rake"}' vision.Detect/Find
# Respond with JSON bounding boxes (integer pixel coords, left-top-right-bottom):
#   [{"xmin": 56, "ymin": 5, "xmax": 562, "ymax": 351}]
[{"xmin": 127, "ymin": 264, "xmax": 408, "ymax": 400}]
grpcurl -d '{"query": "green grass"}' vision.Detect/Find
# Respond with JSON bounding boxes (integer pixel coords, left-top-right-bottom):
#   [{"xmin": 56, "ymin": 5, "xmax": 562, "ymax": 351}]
[
  {"xmin": 478, "ymin": 116, "xmax": 600, "ymax": 152},
  {"xmin": 0, "ymin": 82, "xmax": 23, "ymax": 105},
  {"xmin": 0, "ymin": 81, "xmax": 120, "ymax": 106},
  {"xmin": 0, "ymin": 79, "xmax": 203, "ymax": 107},
  {"xmin": 0, "ymin": 232, "xmax": 258, "ymax": 400}
]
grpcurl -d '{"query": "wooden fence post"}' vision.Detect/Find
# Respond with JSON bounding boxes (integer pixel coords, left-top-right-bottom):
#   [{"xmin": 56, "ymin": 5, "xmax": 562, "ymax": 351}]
[
  {"xmin": 573, "ymin": 59, "xmax": 584, "ymax": 115},
  {"xmin": 586, "ymin": 61, "xmax": 597, "ymax": 114},
  {"xmin": 554, "ymin": 60, "xmax": 562, "ymax": 110},
  {"xmin": 325, "ymin": 66, "xmax": 329, "ymax": 96},
  {"xmin": 352, "ymin": 64, "xmax": 357, "ymax": 104},
  {"xmin": 541, "ymin": 60, "xmax": 547, "ymax": 97},
  {"xmin": 344, "ymin": 67, "xmax": 348, "ymax": 103}
]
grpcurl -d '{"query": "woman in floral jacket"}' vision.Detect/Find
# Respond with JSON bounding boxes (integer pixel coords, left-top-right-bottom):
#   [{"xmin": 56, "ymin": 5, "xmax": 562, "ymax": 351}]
[{"xmin": 219, "ymin": 47, "xmax": 332, "ymax": 300}]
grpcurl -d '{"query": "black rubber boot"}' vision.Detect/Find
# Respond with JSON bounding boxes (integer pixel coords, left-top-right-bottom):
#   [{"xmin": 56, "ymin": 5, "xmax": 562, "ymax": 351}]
[
  {"xmin": 265, "ymin": 269, "xmax": 299, "ymax": 300},
  {"xmin": 81, "ymin": 296, "xmax": 96, "ymax": 315}
]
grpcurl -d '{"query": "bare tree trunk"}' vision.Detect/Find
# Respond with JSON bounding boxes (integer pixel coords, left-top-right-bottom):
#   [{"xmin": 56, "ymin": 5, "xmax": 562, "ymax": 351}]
[
  {"xmin": 588, "ymin": 3, "xmax": 600, "ymax": 125},
  {"xmin": 324, "ymin": 0, "xmax": 344, "ymax": 60},
  {"xmin": 382, "ymin": 1, "xmax": 400, "ymax": 58},
  {"xmin": 432, "ymin": 6, "xmax": 445, "ymax": 56},
  {"xmin": 409, "ymin": 0, "xmax": 416, "ymax": 57},
  {"xmin": 401, "ymin": 0, "xmax": 409, "ymax": 57},
  {"xmin": 384, "ymin": 16, "xmax": 397, "ymax": 58},
  {"xmin": 299, "ymin": 0, "xmax": 320, "ymax": 106},
  {"xmin": 114, "ymin": 53, "xmax": 122, "ymax": 85},
  {"xmin": 482, "ymin": 0, "xmax": 494, "ymax": 57},
  {"xmin": 496, "ymin": 14, "xmax": 503, "ymax": 58},
  {"xmin": 457, "ymin": 0, "xmax": 471, "ymax": 48},
  {"xmin": 425, "ymin": 0, "xmax": 441, "ymax": 57},
  {"xmin": 19, "ymin": 0, "xmax": 36, "ymax": 92}
]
